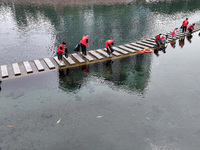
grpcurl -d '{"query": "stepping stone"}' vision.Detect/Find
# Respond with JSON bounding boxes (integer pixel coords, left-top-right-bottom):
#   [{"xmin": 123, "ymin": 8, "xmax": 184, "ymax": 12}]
[
  {"xmin": 34, "ymin": 60, "xmax": 44, "ymax": 71},
  {"xmin": 118, "ymin": 45, "xmax": 136, "ymax": 53},
  {"xmin": 72, "ymin": 53, "xmax": 85, "ymax": 63},
  {"xmin": 130, "ymin": 43, "xmax": 147, "ymax": 49},
  {"xmin": 44, "ymin": 58, "xmax": 55, "ymax": 69},
  {"xmin": 124, "ymin": 44, "xmax": 142, "ymax": 51},
  {"xmin": 63, "ymin": 55, "xmax": 75, "ymax": 65},
  {"xmin": 103, "ymin": 48, "xmax": 121, "ymax": 56},
  {"xmin": 141, "ymin": 40, "xmax": 156, "ymax": 46},
  {"xmin": 12, "ymin": 63, "xmax": 21, "ymax": 75},
  {"xmin": 96, "ymin": 49, "xmax": 110, "ymax": 57},
  {"xmin": 1, "ymin": 65, "xmax": 8, "ymax": 78},
  {"xmin": 53, "ymin": 56, "xmax": 66, "ymax": 67},
  {"xmin": 136, "ymin": 41, "xmax": 155, "ymax": 48},
  {"xmin": 23, "ymin": 61, "xmax": 33, "ymax": 73},
  {"xmin": 81, "ymin": 52, "xmax": 94, "ymax": 61},
  {"xmin": 89, "ymin": 50, "xmax": 104, "ymax": 59},
  {"xmin": 112, "ymin": 47, "xmax": 129, "ymax": 54}
]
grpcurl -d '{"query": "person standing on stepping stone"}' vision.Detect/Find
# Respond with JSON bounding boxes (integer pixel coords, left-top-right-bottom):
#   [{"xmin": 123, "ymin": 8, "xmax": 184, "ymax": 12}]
[
  {"xmin": 80, "ymin": 35, "xmax": 89, "ymax": 56},
  {"xmin": 57, "ymin": 42, "xmax": 66, "ymax": 63},
  {"xmin": 182, "ymin": 18, "xmax": 189, "ymax": 33}
]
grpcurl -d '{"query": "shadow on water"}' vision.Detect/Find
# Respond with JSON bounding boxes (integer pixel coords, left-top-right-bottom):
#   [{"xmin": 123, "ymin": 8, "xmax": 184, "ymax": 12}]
[{"xmin": 58, "ymin": 53, "xmax": 152, "ymax": 94}]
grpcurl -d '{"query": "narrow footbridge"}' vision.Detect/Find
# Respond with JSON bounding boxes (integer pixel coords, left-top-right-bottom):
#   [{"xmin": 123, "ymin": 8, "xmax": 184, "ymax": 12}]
[{"xmin": 1, "ymin": 22, "xmax": 200, "ymax": 80}]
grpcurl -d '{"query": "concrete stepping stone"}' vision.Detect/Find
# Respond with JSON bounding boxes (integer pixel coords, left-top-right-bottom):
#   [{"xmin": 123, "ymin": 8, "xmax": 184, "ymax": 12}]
[
  {"xmin": 44, "ymin": 58, "xmax": 55, "ymax": 69},
  {"xmin": 96, "ymin": 49, "xmax": 110, "ymax": 57},
  {"xmin": 23, "ymin": 61, "xmax": 33, "ymax": 73},
  {"xmin": 124, "ymin": 44, "xmax": 142, "ymax": 51},
  {"xmin": 103, "ymin": 48, "xmax": 121, "ymax": 56},
  {"xmin": 112, "ymin": 47, "xmax": 129, "ymax": 54},
  {"xmin": 136, "ymin": 41, "xmax": 155, "ymax": 48},
  {"xmin": 130, "ymin": 43, "xmax": 147, "ymax": 49},
  {"xmin": 80, "ymin": 52, "xmax": 94, "ymax": 61},
  {"xmin": 1, "ymin": 65, "xmax": 8, "ymax": 78},
  {"xmin": 63, "ymin": 55, "xmax": 75, "ymax": 65},
  {"xmin": 89, "ymin": 50, "xmax": 104, "ymax": 59},
  {"xmin": 53, "ymin": 56, "xmax": 66, "ymax": 66},
  {"xmin": 34, "ymin": 60, "xmax": 44, "ymax": 71},
  {"xmin": 72, "ymin": 53, "xmax": 85, "ymax": 63},
  {"xmin": 118, "ymin": 45, "xmax": 136, "ymax": 53},
  {"xmin": 12, "ymin": 63, "xmax": 21, "ymax": 75}
]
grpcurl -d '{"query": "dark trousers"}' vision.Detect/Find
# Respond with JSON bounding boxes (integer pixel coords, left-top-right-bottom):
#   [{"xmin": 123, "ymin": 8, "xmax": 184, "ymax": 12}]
[
  {"xmin": 182, "ymin": 26, "xmax": 187, "ymax": 32},
  {"xmin": 107, "ymin": 47, "xmax": 114, "ymax": 55},
  {"xmin": 188, "ymin": 28, "xmax": 193, "ymax": 33},
  {"xmin": 57, "ymin": 52, "xmax": 62, "ymax": 60},
  {"xmin": 81, "ymin": 43, "xmax": 87, "ymax": 55}
]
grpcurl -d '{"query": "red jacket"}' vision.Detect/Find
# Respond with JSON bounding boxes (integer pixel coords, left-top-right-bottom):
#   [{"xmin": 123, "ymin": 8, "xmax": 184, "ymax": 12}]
[
  {"xmin": 154, "ymin": 35, "xmax": 160, "ymax": 41},
  {"xmin": 171, "ymin": 30, "xmax": 176, "ymax": 36},
  {"xmin": 182, "ymin": 20, "xmax": 189, "ymax": 27},
  {"xmin": 105, "ymin": 40, "xmax": 114, "ymax": 48},
  {"xmin": 80, "ymin": 36, "xmax": 89, "ymax": 46},
  {"xmin": 57, "ymin": 44, "xmax": 65, "ymax": 53},
  {"xmin": 188, "ymin": 24, "xmax": 194, "ymax": 30}
]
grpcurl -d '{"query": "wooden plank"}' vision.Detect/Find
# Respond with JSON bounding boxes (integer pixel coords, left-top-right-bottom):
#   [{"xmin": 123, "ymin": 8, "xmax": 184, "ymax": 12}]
[
  {"xmin": 130, "ymin": 43, "xmax": 147, "ymax": 49},
  {"xmin": 124, "ymin": 44, "xmax": 143, "ymax": 51},
  {"xmin": 72, "ymin": 53, "xmax": 85, "ymax": 63},
  {"xmin": 12, "ymin": 63, "xmax": 21, "ymax": 75},
  {"xmin": 63, "ymin": 55, "xmax": 75, "ymax": 65},
  {"xmin": 118, "ymin": 45, "xmax": 136, "ymax": 53},
  {"xmin": 96, "ymin": 49, "xmax": 110, "ymax": 57},
  {"xmin": 88, "ymin": 50, "xmax": 104, "ymax": 59},
  {"xmin": 81, "ymin": 53, "xmax": 94, "ymax": 61},
  {"xmin": 103, "ymin": 48, "xmax": 121, "ymax": 56},
  {"xmin": 136, "ymin": 41, "xmax": 155, "ymax": 48},
  {"xmin": 53, "ymin": 56, "xmax": 66, "ymax": 67},
  {"xmin": 1, "ymin": 65, "xmax": 9, "ymax": 78},
  {"xmin": 112, "ymin": 47, "xmax": 129, "ymax": 54},
  {"xmin": 44, "ymin": 58, "xmax": 55, "ymax": 69},
  {"xmin": 34, "ymin": 60, "xmax": 44, "ymax": 71},
  {"xmin": 23, "ymin": 61, "xmax": 33, "ymax": 73}
]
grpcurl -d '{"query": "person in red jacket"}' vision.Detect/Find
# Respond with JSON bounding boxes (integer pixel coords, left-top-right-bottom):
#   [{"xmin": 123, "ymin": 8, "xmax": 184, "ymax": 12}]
[
  {"xmin": 105, "ymin": 39, "xmax": 114, "ymax": 57},
  {"xmin": 171, "ymin": 28, "xmax": 178, "ymax": 39},
  {"xmin": 80, "ymin": 35, "xmax": 89, "ymax": 55},
  {"xmin": 182, "ymin": 18, "xmax": 189, "ymax": 33},
  {"xmin": 155, "ymin": 34, "xmax": 161, "ymax": 46},
  {"xmin": 188, "ymin": 23, "xmax": 195, "ymax": 33},
  {"xmin": 57, "ymin": 42, "xmax": 66, "ymax": 63}
]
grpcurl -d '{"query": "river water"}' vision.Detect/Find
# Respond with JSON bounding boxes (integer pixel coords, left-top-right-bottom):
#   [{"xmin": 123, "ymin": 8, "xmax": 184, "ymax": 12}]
[{"xmin": 1, "ymin": 0, "xmax": 200, "ymax": 150}]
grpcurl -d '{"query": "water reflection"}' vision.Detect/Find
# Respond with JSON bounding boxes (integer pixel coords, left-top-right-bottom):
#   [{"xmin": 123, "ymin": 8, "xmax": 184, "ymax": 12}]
[
  {"xmin": 58, "ymin": 54, "xmax": 152, "ymax": 93},
  {"xmin": 1, "ymin": 0, "xmax": 200, "ymax": 65}
]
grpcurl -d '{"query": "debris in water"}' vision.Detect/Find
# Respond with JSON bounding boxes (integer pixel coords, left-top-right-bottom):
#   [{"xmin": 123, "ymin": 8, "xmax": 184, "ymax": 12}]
[
  {"xmin": 57, "ymin": 118, "xmax": 61, "ymax": 124},
  {"xmin": 96, "ymin": 116, "xmax": 103, "ymax": 119},
  {"xmin": 7, "ymin": 125, "xmax": 14, "ymax": 128},
  {"xmin": 146, "ymin": 117, "xmax": 150, "ymax": 121}
]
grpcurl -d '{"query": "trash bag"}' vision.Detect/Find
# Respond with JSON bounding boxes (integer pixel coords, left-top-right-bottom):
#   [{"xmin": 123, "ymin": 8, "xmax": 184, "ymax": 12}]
[
  {"xmin": 64, "ymin": 48, "xmax": 68, "ymax": 58},
  {"xmin": 73, "ymin": 44, "xmax": 80, "ymax": 51}
]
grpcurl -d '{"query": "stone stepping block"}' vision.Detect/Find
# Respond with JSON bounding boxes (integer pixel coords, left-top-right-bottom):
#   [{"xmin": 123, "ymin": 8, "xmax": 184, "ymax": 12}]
[
  {"xmin": 34, "ymin": 60, "xmax": 45, "ymax": 71},
  {"xmin": 72, "ymin": 53, "xmax": 85, "ymax": 63},
  {"xmin": 44, "ymin": 58, "xmax": 55, "ymax": 69},
  {"xmin": 12, "ymin": 63, "xmax": 21, "ymax": 75},
  {"xmin": 136, "ymin": 41, "xmax": 155, "ymax": 48},
  {"xmin": 118, "ymin": 45, "xmax": 136, "ymax": 53},
  {"xmin": 96, "ymin": 49, "xmax": 110, "ymax": 57},
  {"xmin": 112, "ymin": 47, "xmax": 129, "ymax": 54},
  {"xmin": 141, "ymin": 40, "xmax": 156, "ymax": 46},
  {"xmin": 63, "ymin": 55, "xmax": 75, "ymax": 65},
  {"xmin": 88, "ymin": 50, "xmax": 104, "ymax": 59},
  {"xmin": 80, "ymin": 52, "xmax": 94, "ymax": 61},
  {"xmin": 1, "ymin": 65, "xmax": 8, "ymax": 78},
  {"xmin": 103, "ymin": 48, "xmax": 121, "ymax": 56},
  {"xmin": 23, "ymin": 61, "xmax": 33, "ymax": 73},
  {"xmin": 124, "ymin": 44, "xmax": 142, "ymax": 51},
  {"xmin": 130, "ymin": 43, "xmax": 147, "ymax": 49},
  {"xmin": 53, "ymin": 56, "xmax": 65, "ymax": 67}
]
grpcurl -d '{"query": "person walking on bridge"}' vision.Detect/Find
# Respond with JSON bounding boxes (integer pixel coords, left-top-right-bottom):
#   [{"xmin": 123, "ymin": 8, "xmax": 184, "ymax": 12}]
[
  {"xmin": 182, "ymin": 18, "xmax": 189, "ymax": 33},
  {"xmin": 57, "ymin": 42, "xmax": 66, "ymax": 64},
  {"xmin": 188, "ymin": 23, "xmax": 195, "ymax": 33},
  {"xmin": 171, "ymin": 28, "xmax": 178, "ymax": 39},
  {"xmin": 80, "ymin": 35, "xmax": 89, "ymax": 56},
  {"xmin": 105, "ymin": 39, "xmax": 114, "ymax": 57}
]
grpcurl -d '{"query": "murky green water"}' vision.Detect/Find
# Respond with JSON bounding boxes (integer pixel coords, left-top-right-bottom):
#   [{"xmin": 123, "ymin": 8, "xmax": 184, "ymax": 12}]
[{"xmin": 1, "ymin": 0, "xmax": 200, "ymax": 150}]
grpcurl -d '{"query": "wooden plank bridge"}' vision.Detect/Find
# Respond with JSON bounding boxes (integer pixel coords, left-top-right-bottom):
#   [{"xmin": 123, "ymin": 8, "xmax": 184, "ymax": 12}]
[{"xmin": 1, "ymin": 22, "xmax": 200, "ymax": 80}]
